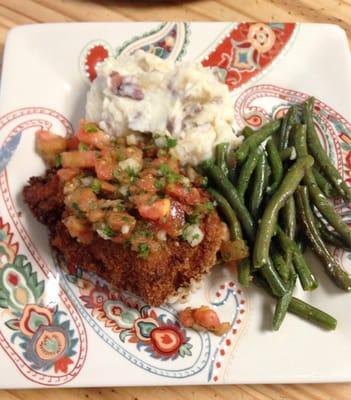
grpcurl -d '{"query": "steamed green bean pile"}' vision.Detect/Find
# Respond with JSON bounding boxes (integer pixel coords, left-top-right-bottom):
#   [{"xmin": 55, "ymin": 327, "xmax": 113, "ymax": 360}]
[{"xmin": 202, "ymin": 97, "xmax": 351, "ymax": 332}]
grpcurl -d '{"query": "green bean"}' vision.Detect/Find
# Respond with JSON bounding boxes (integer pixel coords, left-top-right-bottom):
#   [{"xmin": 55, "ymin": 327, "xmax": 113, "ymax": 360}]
[
  {"xmin": 267, "ymin": 138, "xmax": 283, "ymax": 194},
  {"xmin": 215, "ymin": 142, "xmax": 229, "ymax": 176},
  {"xmin": 281, "ymin": 196, "xmax": 296, "ymax": 276},
  {"xmin": 317, "ymin": 217, "xmax": 351, "ymax": 249},
  {"xmin": 249, "ymin": 152, "xmax": 269, "ymax": 219},
  {"xmin": 207, "ymin": 188, "xmax": 242, "ymax": 241},
  {"xmin": 271, "ymin": 247, "xmax": 290, "ymax": 282},
  {"xmin": 227, "ymin": 160, "xmax": 237, "ymax": 185},
  {"xmin": 237, "ymin": 148, "xmax": 261, "ymax": 201},
  {"xmin": 288, "ymin": 297, "xmax": 337, "ymax": 330},
  {"xmin": 242, "ymin": 126, "xmax": 254, "ymax": 138},
  {"xmin": 260, "ymin": 258, "xmax": 287, "ymax": 297},
  {"xmin": 312, "ymin": 166, "xmax": 336, "ymax": 198},
  {"xmin": 253, "ymin": 156, "xmax": 314, "ymax": 269},
  {"xmin": 201, "ymin": 160, "xmax": 255, "ymax": 242},
  {"xmin": 276, "ymin": 226, "xmax": 318, "ymax": 291},
  {"xmin": 254, "ymin": 276, "xmax": 337, "ymax": 330},
  {"xmin": 279, "ymin": 105, "xmax": 299, "ymax": 151},
  {"xmin": 273, "ymin": 273, "xmax": 297, "ymax": 330},
  {"xmin": 294, "ymin": 124, "xmax": 351, "ymax": 248},
  {"xmin": 295, "ymin": 186, "xmax": 351, "ymax": 291},
  {"xmin": 238, "ymin": 258, "xmax": 252, "ymax": 287},
  {"xmin": 307, "ymin": 180, "xmax": 351, "ymax": 246},
  {"xmin": 282, "ymin": 197, "xmax": 296, "ymax": 240},
  {"xmin": 279, "ymin": 146, "xmax": 296, "ymax": 162},
  {"xmin": 303, "ymin": 97, "xmax": 351, "ymax": 202},
  {"xmin": 295, "ymin": 235, "xmax": 308, "ymax": 253},
  {"xmin": 234, "ymin": 119, "xmax": 281, "ymax": 163}
]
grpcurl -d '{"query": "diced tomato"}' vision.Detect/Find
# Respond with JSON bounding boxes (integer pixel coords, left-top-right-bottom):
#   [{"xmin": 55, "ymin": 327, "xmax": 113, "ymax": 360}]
[
  {"xmin": 178, "ymin": 306, "xmax": 230, "ymax": 336},
  {"xmin": 77, "ymin": 120, "xmax": 110, "ymax": 150},
  {"xmin": 77, "ymin": 188, "xmax": 97, "ymax": 212},
  {"xmin": 57, "ymin": 168, "xmax": 80, "ymax": 182},
  {"xmin": 86, "ymin": 209, "xmax": 105, "ymax": 223},
  {"xmin": 178, "ymin": 307, "xmax": 194, "ymax": 328},
  {"xmin": 125, "ymin": 146, "xmax": 143, "ymax": 164},
  {"xmin": 69, "ymin": 188, "xmax": 97, "ymax": 212},
  {"xmin": 106, "ymin": 211, "xmax": 136, "ymax": 232},
  {"xmin": 66, "ymin": 136, "xmax": 80, "ymax": 150},
  {"xmin": 61, "ymin": 151, "xmax": 96, "ymax": 168},
  {"xmin": 130, "ymin": 173, "xmax": 156, "ymax": 195},
  {"xmin": 165, "ymin": 183, "xmax": 201, "ymax": 205},
  {"xmin": 130, "ymin": 193, "xmax": 152, "ymax": 207},
  {"xmin": 155, "ymin": 201, "xmax": 185, "ymax": 238},
  {"xmin": 64, "ymin": 215, "xmax": 93, "ymax": 244},
  {"xmin": 100, "ymin": 181, "xmax": 117, "ymax": 192},
  {"xmin": 94, "ymin": 158, "xmax": 115, "ymax": 181},
  {"xmin": 192, "ymin": 306, "xmax": 221, "ymax": 330},
  {"xmin": 138, "ymin": 198, "xmax": 171, "ymax": 221},
  {"xmin": 150, "ymin": 156, "xmax": 179, "ymax": 173},
  {"xmin": 35, "ymin": 130, "xmax": 67, "ymax": 164}
]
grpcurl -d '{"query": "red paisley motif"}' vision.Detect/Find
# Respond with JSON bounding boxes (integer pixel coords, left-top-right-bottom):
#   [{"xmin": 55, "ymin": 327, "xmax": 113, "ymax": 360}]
[{"xmin": 202, "ymin": 23, "xmax": 296, "ymax": 90}]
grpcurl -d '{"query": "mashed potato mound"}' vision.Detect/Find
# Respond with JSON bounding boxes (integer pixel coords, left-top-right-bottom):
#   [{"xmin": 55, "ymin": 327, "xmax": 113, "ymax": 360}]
[{"xmin": 86, "ymin": 50, "xmax": 239, "ymax": 165}]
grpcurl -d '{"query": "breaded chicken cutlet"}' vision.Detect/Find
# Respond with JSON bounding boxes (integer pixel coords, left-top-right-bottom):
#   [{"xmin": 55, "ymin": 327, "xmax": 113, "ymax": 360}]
[{"xmin": 23, "ymin": 169, "xmax": 225, "ymax": 306}]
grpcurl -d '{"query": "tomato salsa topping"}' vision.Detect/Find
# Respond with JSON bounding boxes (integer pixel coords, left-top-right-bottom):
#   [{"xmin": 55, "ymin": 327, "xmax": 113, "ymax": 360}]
[{"xmin": 35, "ymin": 121, "xmax": 214, "ymax": 258}]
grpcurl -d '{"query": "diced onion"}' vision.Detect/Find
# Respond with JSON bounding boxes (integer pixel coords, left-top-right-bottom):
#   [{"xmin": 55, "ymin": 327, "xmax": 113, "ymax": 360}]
[
  {"xmin": 183, "ymin": 224, "xmax": 204, "ymax": 247},
  {"xmin": 157, "ymin": 230, "xmax": 167, "ymax": 241},
  {"xmin": 80, "ymin": 176, "xmax": 94, "ymax": 186},
  {"xmin": 118, "ymin": 157, "xmax": 141, "ymax": 173},
  {"xmin": 121, "ymin": 225, "xmax": 130, "ymax": 235},
  {"xmin": 126, "ymin": 134, "xmax": 137, "ymax": 145},
  {"xmin": 119, "ymin": 185, "xmax": 129, "ymax": 197}
]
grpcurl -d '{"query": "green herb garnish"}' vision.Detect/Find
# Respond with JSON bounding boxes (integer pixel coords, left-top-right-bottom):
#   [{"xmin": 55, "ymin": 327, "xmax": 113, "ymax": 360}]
[
  {"xmin": 154, "ymin": 180, "xmax": 164, "ymax": 190},
  {"xmin": 102, "ymin": 225, "xmax": 115, "ymax": 238},
  {"xmin": 117, "ymin": 203, "xmax": 126, "ymax": 212},
  {"xmin": 138, "ymin": 243, "xmax": 150, "ymax": 259},
  {"xmin": 91, "ymin": 179, "xmax": 102, "ymax": 194},
  {"xmin": 113, "ymin": 168, "xmax": 120, "ymax": 180},
  {"xmin": 205, "ymin": 201, "xmax": 214, "ymax": 211},
  {"xmin": 159, "ymin": 164, "xmax": 170, "ymax": 176},
  {"xmin": 187, "ymin": 212, "xmax": 200, "ymax": 225},
  {"xmin": 126, "ymin": 166, "xmax": 137, "ymax": 183},
  {"xmin": 55, "ymin": 154, "xmax": 61, "ymax": 168},
  {"xmin": 85, "ymin": 123, "xmax": 98, "ymax": 133},
  {"xmin": 79, "ymin": 143, "xmax": 89, "ymax": 152},
  {"xmin": 165, "ymin": 137, "xmax": 177, "ymax": 149},
  {"xmin": 167, "ymin": 171, "xmax": 181, "ymax": 184},
  {"xmin": 72, "ymin": 202, "xmax": 80, "ymax": 211}
]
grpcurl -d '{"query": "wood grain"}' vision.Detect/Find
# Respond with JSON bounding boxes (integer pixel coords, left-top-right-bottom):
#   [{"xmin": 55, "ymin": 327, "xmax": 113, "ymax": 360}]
[{"xmin": 0, "ymin": 0, "xmax": 351, "ymax": 398}]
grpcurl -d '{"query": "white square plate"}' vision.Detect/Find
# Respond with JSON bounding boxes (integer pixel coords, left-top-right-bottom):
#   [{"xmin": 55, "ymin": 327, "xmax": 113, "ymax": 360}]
[{"xmin": 0, "ymin": 22, "xmax": 351, "ymax": 388}]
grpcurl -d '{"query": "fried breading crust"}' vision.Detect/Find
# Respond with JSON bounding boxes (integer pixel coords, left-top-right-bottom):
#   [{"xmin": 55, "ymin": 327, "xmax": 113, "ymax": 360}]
[{"xmin": 23, "ymin": 169, "xmax": 224, "ymax": 305}]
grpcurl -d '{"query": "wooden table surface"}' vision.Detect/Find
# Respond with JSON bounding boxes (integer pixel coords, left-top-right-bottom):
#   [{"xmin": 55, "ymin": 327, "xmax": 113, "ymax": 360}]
[{"xmin": 1, "ymin": 0, "xmax": 351, "ymax": 399}]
